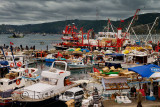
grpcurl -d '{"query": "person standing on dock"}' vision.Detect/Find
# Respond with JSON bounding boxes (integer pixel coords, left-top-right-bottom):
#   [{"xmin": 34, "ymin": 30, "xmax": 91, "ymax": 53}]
[
  {"xmin": 137, "ymin": 90, "xmax": 143, "ymax": 107},
  {"xmin": 93, "ymin": 87, "xmax": 100, "ymax": 107}
]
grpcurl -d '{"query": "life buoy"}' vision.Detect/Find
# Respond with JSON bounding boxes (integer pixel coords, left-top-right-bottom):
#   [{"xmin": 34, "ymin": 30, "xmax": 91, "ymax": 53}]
[
  {"xmin": 59, "ymin": 72, "xmax": 64, "ymax": 75},
  {"xmin": 137, "ymin": 74, "xmax": 143, "ymax": 81},
  {"xmin": 10, "ymin": 63, "xmax": 14, "ymax": 67},
  {"xmin": 29, "ymin": 73, "xmax": 32, "ymax": 77},
  {"xmin": 25, "ymin": 69, "xmax": 28, "ymax": 73},
  {"xmin": 16, "ymin": 79, "xmax": 21, "ymax": 85},
  {"xmin": 17, "ymin": 62, "xmax": 22, "ymax": 67}
]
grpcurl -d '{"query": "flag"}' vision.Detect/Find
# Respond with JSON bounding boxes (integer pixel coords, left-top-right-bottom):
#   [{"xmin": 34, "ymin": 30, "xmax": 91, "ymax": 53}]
[
  {"xmin": 108, "ymin": 18, "xmax": 111, "ymax": 24},
  {"xmin": 93, "ymin": 67, "xmax": 100, "ymax": 73},
  {"xmin": 120, "ymin": 19, "xmax": 124, "ymax": 22},
  {"xmin": 10, "ymin": 42, "xmax": 14, "ymax": 45},
  {"xmin": 73, "ymin": 25, "xmax": 77, "ymax": 30},
  {"xmin": 57, "ymin": 52, "xmax": 63, "ymax": 57},
  {"xmin": 80, "ymin": 27, "xmax": 83, "ymax": 31}
]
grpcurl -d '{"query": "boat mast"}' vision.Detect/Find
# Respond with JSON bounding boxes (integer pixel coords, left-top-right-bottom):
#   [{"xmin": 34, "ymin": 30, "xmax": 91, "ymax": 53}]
[
  {"xmin": 126, "ymin": 9, "xmax": 140, "ymax": 33},
  {"xmin": 145, "ymin": 17, "xmax": 159, "ymax": 42}
]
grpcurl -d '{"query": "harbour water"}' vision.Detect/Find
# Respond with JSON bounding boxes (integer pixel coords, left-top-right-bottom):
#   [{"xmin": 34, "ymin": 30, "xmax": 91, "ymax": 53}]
[{"xmin": 0, "ymin": 34, "xmax": 62, "ymax": 50}]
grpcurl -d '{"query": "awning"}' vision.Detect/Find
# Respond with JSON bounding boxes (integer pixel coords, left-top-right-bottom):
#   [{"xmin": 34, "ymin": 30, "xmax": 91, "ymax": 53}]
[
  {"xmin": 128, "ymin": 64, "xmax": 160, "ymax": 78},
  {"xmin": 105, "ymin": 53, "xmax": 124, "ymax": 57},
  {"xmin": 0, "ymin": 61, "xmax": 8, "ymax": 66}
]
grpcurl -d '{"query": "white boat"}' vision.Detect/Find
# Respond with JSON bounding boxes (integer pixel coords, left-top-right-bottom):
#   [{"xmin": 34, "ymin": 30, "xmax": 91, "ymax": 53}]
[
  {"xmin": 0, "ymin": 67, "xmax": 39, "ymax": 106},
  {"xmin": 68, "ymin": 59, "xmax": 92, "ymax": 69},
  {"xmin": 2, "ymin": 54, "xmax": 28, "ymax": 68},
  {"xmin": 12, "ymin": 61, "xmax": 87, "ymax": 106}
]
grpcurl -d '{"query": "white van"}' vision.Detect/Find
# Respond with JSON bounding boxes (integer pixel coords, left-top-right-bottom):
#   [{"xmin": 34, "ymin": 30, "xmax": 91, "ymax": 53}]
[{"xmin": 59, "ymin": 87, "xmax": 84, "ymax": 102}]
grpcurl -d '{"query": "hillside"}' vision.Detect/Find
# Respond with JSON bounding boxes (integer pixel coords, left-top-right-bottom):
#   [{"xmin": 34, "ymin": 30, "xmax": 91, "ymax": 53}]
[{"xmin": 0, "ymin": 13, "xmax": 160, "ymax": 34}]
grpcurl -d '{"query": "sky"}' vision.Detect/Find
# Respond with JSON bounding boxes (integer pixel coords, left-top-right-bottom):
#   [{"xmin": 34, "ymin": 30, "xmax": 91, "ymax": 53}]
[{"xmin": 0, "ymin": 0, "xmax": 159, "ymax": 25}]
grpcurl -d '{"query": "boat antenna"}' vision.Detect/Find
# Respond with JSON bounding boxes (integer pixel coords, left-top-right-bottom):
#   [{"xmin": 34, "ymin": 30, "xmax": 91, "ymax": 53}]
[
  {"xmin": 108, "ymin": 19, "xmax": 115, "ymax": 33},
  {"xmin": 131, "ymin": 27, "xmax": 139, "ymax": 40},
  {"xmin": 0, "ymin": 46, "xmax": 6, "ymax": 60},
  {"xmin": 126, "ymin": 9, "xmax": 140, "ymax": 33},
  {"xmin": 10, "ymin": 44, "xmax": 17, "ymax": 67}
]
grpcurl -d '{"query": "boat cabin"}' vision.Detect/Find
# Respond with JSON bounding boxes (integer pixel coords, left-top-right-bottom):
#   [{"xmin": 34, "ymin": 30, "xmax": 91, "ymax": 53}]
[
  {"xmin": 0, "ymin": 62, "xmax": 9, "ymax": 78},
  {"xmin": 0, "ymin": 68, "xmax": 26, "ymax": 92},
  {"xmin": 4, "ymin": 55, "xmax": 27, "ymax": 68},
  {"xmin": 20, "ymin": 61, "xmax": 71, "ymax": 99}
]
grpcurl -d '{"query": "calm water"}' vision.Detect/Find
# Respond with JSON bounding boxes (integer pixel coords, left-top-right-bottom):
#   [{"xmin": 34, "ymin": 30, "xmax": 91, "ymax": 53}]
[
  {"xmin": 0, "ymin": 34, "xmax": 62, "ymax": 50},
  {"xmin": 0, "ymin": 34, "xmax": 159, "ymax": 50}
]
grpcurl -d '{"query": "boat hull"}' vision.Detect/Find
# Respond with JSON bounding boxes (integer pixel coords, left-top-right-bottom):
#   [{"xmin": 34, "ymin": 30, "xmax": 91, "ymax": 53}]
[
  {"xmin": 45, "ymin": 58, "xmax": 56, "ymax": 62},
  {"xmin": 55, "ymin": 46, "xmax": 68, "ymax": 50},
  {"xmin": 13, "ymin": 96, "xmax": 67, "ymax": 107},
  {"xmin": 0, "ymin": 99, "xmax": 12, "ymax": 107},
  {"xmin": 68, "ymin": 64, "xmax": 92, "ymax": 69}
]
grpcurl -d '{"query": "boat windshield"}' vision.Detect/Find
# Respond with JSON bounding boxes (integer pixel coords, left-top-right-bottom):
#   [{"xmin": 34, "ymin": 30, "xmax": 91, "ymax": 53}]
[
  {"xmin": 53, "ymin": 62, "xmax": 66, "ymax": 71},
  {"xmin": 64, "ymin": 91, "xmax": 74, "ymax": 97}
]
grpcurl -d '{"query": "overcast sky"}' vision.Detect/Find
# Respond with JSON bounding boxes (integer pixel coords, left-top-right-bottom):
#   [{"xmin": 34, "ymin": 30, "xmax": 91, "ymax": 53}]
[{"xmin": 0, "ymin": 0, "xmax": 159, "ymax": 25}]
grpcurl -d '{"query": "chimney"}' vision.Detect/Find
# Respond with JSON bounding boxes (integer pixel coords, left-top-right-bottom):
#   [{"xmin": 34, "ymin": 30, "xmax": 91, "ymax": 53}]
[{"xmin": 117, "ymin": 28, "xmax": 122, "ymax": 39}]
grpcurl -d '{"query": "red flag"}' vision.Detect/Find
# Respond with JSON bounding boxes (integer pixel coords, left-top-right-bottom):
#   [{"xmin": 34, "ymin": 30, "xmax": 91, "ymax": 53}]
[
  {"xmin": 58, "ymin": 52, "xmax": 63, "ymax": 57},
  {"xmin": 108, "ymin": 18, "xmax": 111, "ymax": 24},
  {"xmin": 80, "ymin": 27, "xmax": 83, "ymax": 31},
  {"xmin": 120, "ymin": 19, "xmax": 124, "ymax": 22},
  {"xmin": 73, "ymin": 25, "xmax": 77, "ymax": 30},
  {"xmin": 10, "ymin": 42, "xmax": 14, "ymax": 45},
  {"xmin": 93, "ymin": 67, "xmax": 100, "ymax": 73}
]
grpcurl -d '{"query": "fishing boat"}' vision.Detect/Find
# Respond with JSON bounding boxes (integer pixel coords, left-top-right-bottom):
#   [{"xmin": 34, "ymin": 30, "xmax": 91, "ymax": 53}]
[
  {"xmin": 67, "ymin": 59, "xmax": 92, "ymax": 69},
  {"xmin": 0, "ymin": 64, "xmax": 40, "ymax": 106},
  {"xmin": 54, "ymin": 9, "xmax": 140, "ymax": 53},
  {"xmin": 4, "ymin": 55, "xmax": 29, "ymax": 68},
  {"xmin": 45, "ymin": 54, "xmax": 56, "ymax": 63},
  {"xmin": 12, "ymin": 61, "xmax": 87, "ymax": 106},
  {"xmin": 8, "ymin": 33, "xmax": 24, "ymax": 38},
  {"xmin": 34, "ymin": 51, "xmax": 48, "ymax": 61}
]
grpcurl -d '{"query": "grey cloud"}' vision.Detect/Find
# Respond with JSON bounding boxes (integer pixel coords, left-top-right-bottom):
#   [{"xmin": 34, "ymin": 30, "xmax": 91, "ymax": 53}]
[{"xmin": 0, "ymin": 0, "xmax": 158, "ymax": 25}]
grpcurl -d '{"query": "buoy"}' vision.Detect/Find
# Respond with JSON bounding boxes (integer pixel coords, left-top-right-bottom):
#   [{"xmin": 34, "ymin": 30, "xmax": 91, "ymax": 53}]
[
  {"xmin": 17, "ymin": 62, "xmax": 22, "ymax": 67},
  {"xmin": 10, "ymin": 62, "xmax": 14, "ymax": 67},
  {"xmin": 59, "ymin": 72, "xmax": 64, "ymax": 75},
  {"xmin": 25, "ymin": 69, "xmax": 28, "ymax": 73},
  {"xmin": 16, "ymin": 79, "xmax": 21, "ymax": 85},
  {"xmin": 137, "ymin": 74, "xmax": 143, "ymax": 81},
  {"xmin": 29, "ymin": 73, "xmax": 32, "ymax": 77}
]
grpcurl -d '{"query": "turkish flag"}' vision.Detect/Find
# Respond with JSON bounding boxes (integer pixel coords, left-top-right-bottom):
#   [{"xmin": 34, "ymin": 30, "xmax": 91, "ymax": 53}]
[
  {"xmin": 10, "ymin": 42, "xmax": 14, "ymax": 45},
  {"xmin": 120, "ymin": 19, "xmax": 124, "ymax": 22},
  {"xmin": 58, "ymin": 52, "xmax": 63, "ymax": 57},
  {"xmin": 93, "ymin": 67, "xmax": 100, "ymax": 73}
]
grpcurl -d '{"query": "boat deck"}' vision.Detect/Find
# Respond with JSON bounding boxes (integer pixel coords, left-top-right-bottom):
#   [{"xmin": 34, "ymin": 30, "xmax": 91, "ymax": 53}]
[{"xmin": 12, "ymin": 80, "xmax": 88, "ymax": 102}]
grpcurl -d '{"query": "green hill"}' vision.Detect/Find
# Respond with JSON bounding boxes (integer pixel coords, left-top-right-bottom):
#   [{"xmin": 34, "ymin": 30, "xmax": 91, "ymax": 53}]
[{"xmin": 0, "ymin": 13, "xmax": 160, "ymax": 34}]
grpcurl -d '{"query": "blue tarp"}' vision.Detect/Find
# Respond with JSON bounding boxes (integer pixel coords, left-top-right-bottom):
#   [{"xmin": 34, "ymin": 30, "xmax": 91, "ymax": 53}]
[
  {"xmin": 105, "ymin": 53, "xmax": 124, "ymax": 56},
  {"xmin": 0, "ymin": 61, "xmax": 8, "ymax": 66},
  {"xmin": 128, "ymin": 64, "xmax": 160, "ymax": 78},
  {"xmin": 81, "ymin": 49, "xmax": 90, "ymax": 52}
]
